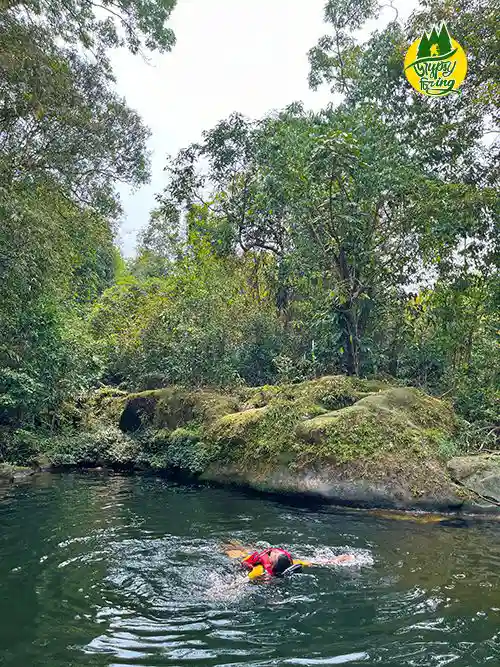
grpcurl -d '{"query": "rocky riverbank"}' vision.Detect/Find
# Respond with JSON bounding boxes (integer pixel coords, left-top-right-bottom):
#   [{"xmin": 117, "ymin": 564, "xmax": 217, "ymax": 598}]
[
  {"xmin": 0, "ymin": 463, "xmax": 36, "ymax": 483},
  {"xmin": 31, "ymin": 375, "xmax": 499, "ymax": 514}
]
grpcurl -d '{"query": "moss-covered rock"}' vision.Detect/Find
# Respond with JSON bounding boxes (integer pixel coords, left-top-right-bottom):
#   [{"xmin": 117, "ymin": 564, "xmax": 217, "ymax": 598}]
[
  {"xmin": 207, "ymin": 407, "xmax": 267, "ymax": 445},
  {"xmin": 118, "ymin": 387, "xmax": 239, "ymax": 433},
  {"xmin": 238, "ymin": 375, "xmax": 389, "ymax": 412},
  {"xmin": 294, "ymin": 388, "xmax": 457, "ymax": 464},
  {"xmin": 38, "ymin": 375, "xmax": 482, "ymax": 511},
  {"xmin": 196, "ymin": 384, "xmax": 465, "ymax": 510}
]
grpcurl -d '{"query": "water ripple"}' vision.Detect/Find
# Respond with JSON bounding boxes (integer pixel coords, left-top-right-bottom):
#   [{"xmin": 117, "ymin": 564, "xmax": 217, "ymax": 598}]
[{"xmin": 1, "ymin": 473, "xmax": 500, "ymax": 666}]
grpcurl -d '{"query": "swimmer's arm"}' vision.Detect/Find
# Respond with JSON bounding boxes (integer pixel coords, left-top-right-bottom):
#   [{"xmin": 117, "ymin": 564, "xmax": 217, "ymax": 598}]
[
  {"xmin": 222, "ymin": 543, "xmax": 254, "ymax": 562},
  {"xmin": 294, "ymin": 555, "xmax": 355, "ymax": 566},
  {"xmin": 242, "ymin": 551, "xmax": 260, "ymax": 569}
]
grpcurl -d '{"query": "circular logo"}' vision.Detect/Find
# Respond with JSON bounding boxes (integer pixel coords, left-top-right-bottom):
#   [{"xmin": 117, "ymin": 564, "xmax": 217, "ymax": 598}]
[{"xmin": 404, "ymin": 23, "xmax": 467, "ymax": 97}]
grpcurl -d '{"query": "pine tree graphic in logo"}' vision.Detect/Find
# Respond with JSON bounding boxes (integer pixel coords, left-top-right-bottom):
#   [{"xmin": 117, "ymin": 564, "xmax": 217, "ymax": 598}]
[
  {"xmin": 417, "ymin": 24, "xmax": 453, "ymax": 60},
  {"xmin": 404, "ymin": 23, "xmax": 467, "ymax": 97}
]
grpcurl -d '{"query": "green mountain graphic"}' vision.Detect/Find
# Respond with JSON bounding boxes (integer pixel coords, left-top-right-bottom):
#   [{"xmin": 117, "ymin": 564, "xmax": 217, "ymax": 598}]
[{"xmin": 416, "ymin": 23, "xmax": 453, "ymax": 59}]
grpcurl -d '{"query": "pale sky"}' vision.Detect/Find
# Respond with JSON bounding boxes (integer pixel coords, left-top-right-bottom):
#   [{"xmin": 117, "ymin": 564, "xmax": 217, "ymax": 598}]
[{"xmin": 111, "ymin": 0, "xmax": 418, "ymax": 256}]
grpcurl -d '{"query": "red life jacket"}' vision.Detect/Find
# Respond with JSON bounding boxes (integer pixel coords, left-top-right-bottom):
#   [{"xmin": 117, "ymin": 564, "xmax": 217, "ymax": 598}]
[{"xmin": 246, "ymin": 548, "xmax": 293, "ymax": 575}]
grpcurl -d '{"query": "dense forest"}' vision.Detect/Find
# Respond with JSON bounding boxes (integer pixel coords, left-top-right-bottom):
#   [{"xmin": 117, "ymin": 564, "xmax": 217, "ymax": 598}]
[{"xmin": 0, "ymin": 0, "xmax": 498, "ymax": 466}]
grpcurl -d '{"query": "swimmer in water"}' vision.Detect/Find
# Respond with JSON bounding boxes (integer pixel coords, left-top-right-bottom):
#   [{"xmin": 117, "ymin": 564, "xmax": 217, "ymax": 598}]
[{"xmin": 224, "ymin": 544, "xmax": 355, "ymax": 579}]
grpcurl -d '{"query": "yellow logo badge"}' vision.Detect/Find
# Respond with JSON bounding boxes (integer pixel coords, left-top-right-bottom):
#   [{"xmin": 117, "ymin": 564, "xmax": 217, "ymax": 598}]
[{"xmin": 404, "ymin": 23, "xmax": 467, "ymax": 96}]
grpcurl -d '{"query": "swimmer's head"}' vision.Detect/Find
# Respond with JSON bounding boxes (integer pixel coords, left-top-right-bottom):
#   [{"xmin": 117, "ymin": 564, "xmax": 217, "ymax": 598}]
[{"xmin": 269, "ymin": 549, "xmax": 293, "ymax": 576}]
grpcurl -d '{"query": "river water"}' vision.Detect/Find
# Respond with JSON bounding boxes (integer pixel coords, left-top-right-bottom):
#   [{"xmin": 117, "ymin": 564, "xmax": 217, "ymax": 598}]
[{"xmin": 1, "ymin": 473, "xmax": 500, "ymax": 666}]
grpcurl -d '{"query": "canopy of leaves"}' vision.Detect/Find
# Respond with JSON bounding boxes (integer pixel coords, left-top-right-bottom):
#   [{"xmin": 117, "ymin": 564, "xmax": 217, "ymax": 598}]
[{"xmin": 3, "ymin": 0, "xmax": 177, "ymax": 60}]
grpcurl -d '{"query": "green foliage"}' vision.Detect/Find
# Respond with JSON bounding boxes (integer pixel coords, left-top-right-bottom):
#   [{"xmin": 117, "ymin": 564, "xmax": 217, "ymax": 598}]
[
  {"xmin": 1, "ymin": 0, "xmax": 498, "ymax": 468},
  {"xmin": 0, "ymin": 0, "xmax": 178, "ymax": 463},
  {"xmin": 47, "ymin": 426, "xmax": 139, "ymax": 466},
  {"xmin": 5, "ymin": 0, "xmax": 177, "ymax": 62},
  {"xmin": 0, "ymin": 428, "xmax": 47, "ymax": 466},
  {"xmin": 157, "ymin": 427, "xmax": 210, "ymax": 473},
  {"xmin": 434, "ymin": 436, "xmax": 465, "ymax": 462}
]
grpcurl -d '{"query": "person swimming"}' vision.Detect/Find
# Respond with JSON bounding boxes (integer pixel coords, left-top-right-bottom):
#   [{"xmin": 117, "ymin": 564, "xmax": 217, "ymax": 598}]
[
  {"xmin": 242, "ymin": 547, "xmax": 298, "ymax": 578},
  {"xmin": 225, "ymin": 544, "xmax": 355, "ymax": 579}
]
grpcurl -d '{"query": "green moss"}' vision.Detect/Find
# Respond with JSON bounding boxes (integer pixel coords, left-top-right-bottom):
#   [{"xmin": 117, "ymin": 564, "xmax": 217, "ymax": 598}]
[
  {"xmin": 83, "ymin": 386, "xmax": 129, "ymax": 426},
  {"xmin": 283, "ymin": 375, "xmax": 390, "ymax": 405},
  {"xmin": 293, "ymin": 388, "xmax": 455, "ymax": 465},
  {"xmin": 178, "ymin": 390, "xmax": 239, "ymax": 424},
  {"xmin": 356, "ymin": 387, "xmax": 457, "ymax": 431},
  {"xmin": 201, "ymin": 386, "xmax": 456, "ymax": 472},
  {"xmin": 237, "ymin": 376, "xmax": 388, "ymax": 412},
  {"xmin": 118, "ymin": 387, "xmax": 239, "ymax": 432},
  {"xmin": 207, "ymin": 408, "xmax": 266, "ymax": 443},
  {"xmin": 433, "ymin": 437, "xmax": 464, "ymax": 461},
  {"xmin": 201, "ymin": 377, "xmax": 388, "ymax": 467},
  {"xmin": 238, "ymin": 385, "xmax": 282, "ymax": 408}
]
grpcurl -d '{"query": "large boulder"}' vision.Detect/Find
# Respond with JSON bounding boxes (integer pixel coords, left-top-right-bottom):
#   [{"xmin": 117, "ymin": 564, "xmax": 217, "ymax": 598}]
[
  {"xmin": 199, "ymin": 381, "xmax": 466, "ymax": 510},
  {"xmin": 118, "ymin": 387, "xmax": 239, "ymax": 433},
  {"xmin": 199, "ymin": 457, "xmax": 464, "ymax": 510}
]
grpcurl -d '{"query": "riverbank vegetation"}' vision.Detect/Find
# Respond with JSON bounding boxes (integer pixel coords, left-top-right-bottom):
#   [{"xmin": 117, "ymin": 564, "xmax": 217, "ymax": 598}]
[{"xmin": 0, "ymin": 0, "xmax": 498, "ymax": 469}]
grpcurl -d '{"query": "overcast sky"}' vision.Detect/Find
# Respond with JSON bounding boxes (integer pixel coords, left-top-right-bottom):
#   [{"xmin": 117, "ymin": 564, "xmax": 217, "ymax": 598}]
[{"xmin": 111, "ymin": 0, "xmax": 418, "ymax": 256}]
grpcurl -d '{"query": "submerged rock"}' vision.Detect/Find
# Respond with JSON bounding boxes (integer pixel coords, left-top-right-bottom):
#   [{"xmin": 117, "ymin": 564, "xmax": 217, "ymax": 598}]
[
  {"xmin": 0, "ymin": 463, "xmax": 14, "ymax": 483},
  {"xmin": 0, "ymin": 464, "xmax": 35, "ymax": 484}
]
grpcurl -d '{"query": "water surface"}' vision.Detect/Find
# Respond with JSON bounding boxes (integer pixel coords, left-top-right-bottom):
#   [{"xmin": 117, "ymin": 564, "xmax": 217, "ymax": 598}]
[{"xmin": 1, "ymin": 472, "xmax": 499, "ymax": 666}]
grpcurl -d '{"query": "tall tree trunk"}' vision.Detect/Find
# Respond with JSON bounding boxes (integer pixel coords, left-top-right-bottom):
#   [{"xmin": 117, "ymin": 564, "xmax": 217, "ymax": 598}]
[
  {"xmin": 335, "ymin": 248, "xmax": 361, "ymax": 376},
  {"xmin": 276, "ymin": 260, "xmax": 291, "ymax": 330},
  {"xmin": 340, "ymin": 305, "xmax": 360, "ymax": 376}
]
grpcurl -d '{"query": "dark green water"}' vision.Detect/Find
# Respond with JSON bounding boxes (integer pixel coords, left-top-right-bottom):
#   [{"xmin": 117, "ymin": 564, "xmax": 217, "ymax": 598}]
[{"xmin": 1, "ymin": 473, "xmax": 500, "ymax": 666}]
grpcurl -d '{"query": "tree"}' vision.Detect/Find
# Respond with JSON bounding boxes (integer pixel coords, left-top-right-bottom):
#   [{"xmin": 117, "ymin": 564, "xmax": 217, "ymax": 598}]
[
  {"xmin": 0, "ymin": 0, "xmax": 178, "ymax": 459},
  {"xmin": 159, "ymin": 99, "xmax": 497, "ymax": 377},
  {"xmin": 1, "ymin": 0, "xmax": 177, "ymax": 61},
  {"xmin": 129, "ymin": 203, "xmax": 185, "ymax": 278},
  {"xmin": 0, "ymin": 14, "xmax": 151, "ymax": 215},
  {"xmin": 308, "ymin": 0, "xmax": 499, "ymax": 184}
]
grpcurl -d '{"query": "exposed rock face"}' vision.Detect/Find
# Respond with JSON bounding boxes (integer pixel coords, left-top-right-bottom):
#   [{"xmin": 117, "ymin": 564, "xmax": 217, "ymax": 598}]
[
  {"xmin": 448, "ymin": 455, "xmax": 500, "ymax": 504},
  {"xmin": 199, "ymin": 459, "xmax": 464, "ymax": 511},
  {"xmin": 119, "ymin": 395, "xmax": 158, "ymax": 432}
]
